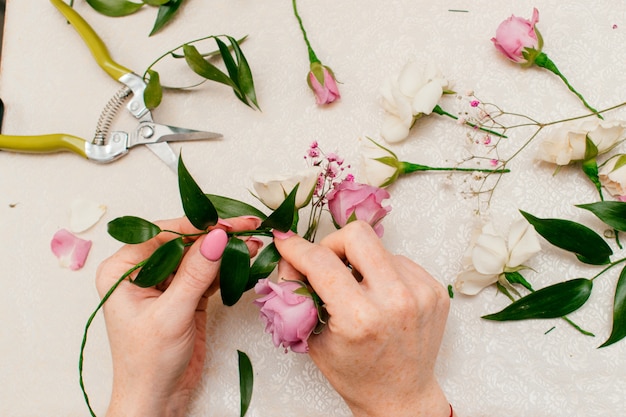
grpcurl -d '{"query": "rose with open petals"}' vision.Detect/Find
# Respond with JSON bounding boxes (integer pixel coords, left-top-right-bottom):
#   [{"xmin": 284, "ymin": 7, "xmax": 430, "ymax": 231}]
[
  {"xmin": 254, "ymin": 279, "xmax": 319, "ymax": 353},
  {"xmin": 538, "ymin": 119, "xmax": 626, "ymax": 166},
  {"xmin": 600, "ymin": 154, "xmax": 626, "ymax": 200},
  {"xmin": 327, "ymin": 180, "xmax": 391, "ymax": 237},
  {"xmin": 380, "ymin": 61, "xmax": 449, "ymax": 143},
  {"xmin": 455, "ymin": 220, "xmax": 541, "ymax": 295},
  {"xmin": 491, "ymin": 8, "xmax": 541, "ymax": 65}
]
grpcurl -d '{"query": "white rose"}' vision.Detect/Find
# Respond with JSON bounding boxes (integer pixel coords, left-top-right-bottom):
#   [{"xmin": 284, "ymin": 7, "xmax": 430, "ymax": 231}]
[
  {"xmin": 408, "ymin": 61, "xmax": 449, "ymax": 115},
  {"xmin": 380, "ymin": 61, "xmax": 449, "ymax": 143},
  {"xmin": 455, "ymin": 220, "xmax": 541, "ymax": 295},
  {"xmin": 539, "ymin": 119, "xmax": 626, "ymax": 165},
  {"xmin": 380, "ymin": 78, "xmax": 414, "ymax": 143},
  {"xmin": 359, "ymin": 137, "xmax": 400, "ymax": 187},
  {"xmin": 599, "ymin": 154, "xmax": 626, "ymax": 199},
  {"xmin": 252, "ymin": 167, "xmax": 321, "ymax": 210}
]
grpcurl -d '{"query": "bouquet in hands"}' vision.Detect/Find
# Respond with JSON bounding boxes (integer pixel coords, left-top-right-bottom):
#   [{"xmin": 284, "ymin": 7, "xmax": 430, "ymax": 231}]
[{"xmin": 104, "ymin": 145, "xmax": 390, "ymax": 353}]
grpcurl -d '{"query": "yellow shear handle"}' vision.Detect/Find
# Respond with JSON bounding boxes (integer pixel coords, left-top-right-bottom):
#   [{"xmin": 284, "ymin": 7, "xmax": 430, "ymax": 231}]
[
  {"xmin": 50, "ymin": 0, "xmax": 132, "ymax": 81},
  {"xmin": 0, "ymin": 134, "xmax": 87, "ymax": 158}
]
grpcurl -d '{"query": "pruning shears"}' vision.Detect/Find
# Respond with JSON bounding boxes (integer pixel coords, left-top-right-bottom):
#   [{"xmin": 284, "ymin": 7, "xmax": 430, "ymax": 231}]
[{"xmin": 0, "ymin": 0, "xmax": 221, "ymax": 171}]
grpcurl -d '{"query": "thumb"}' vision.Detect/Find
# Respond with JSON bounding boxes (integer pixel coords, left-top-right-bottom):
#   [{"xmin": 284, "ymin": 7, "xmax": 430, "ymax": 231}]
[{"xmin": 161, "ymin": 228, "xmax": 228, "ymax": 314}]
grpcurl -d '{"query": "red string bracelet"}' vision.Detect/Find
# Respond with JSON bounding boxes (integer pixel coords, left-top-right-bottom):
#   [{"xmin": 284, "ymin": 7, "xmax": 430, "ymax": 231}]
[{"xmin": 449, "ymin": 404, "xmax": 454, "ymax": 417}]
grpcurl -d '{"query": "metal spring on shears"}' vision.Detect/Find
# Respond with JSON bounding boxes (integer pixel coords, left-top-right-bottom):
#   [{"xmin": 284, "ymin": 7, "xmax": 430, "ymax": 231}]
[{"xmin": 93, "ymin": 85, "xmax": 132, "ymax": 146}]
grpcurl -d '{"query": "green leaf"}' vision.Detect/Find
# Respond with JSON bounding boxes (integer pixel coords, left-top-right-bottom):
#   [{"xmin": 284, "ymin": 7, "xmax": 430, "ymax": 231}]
[
  {"xmin": 247, "ymin": 242, "xmax": 280, "ymax": 290},
  {"xmin": 237, "ymin": 350, "xmax": 253, "ymax": 417},
  {"xmin": 482, "ymin": 278, "xmax": 593, "ymax": 321},
  {"xmin": 220, "ymin": 237, "xmax": 251, "ymax": 306},
  {"xmin": 504, "ymin": 271, "xmax": 534, "ymax": 292},
  {"xmin": 183, "ymin": 44, "xmax": 238, "ymax": 88},
  {"xmin": 582, "ymin": 136, "xmax": 602, "ymax": 197},
  {"xmin": 144, "ymin": 69, "xmax": 163, "ymax": 110},
  {"xmin": 227, "ymin": 36, "xmax": 259, "ymax": 109},
  {"xmin": 520, "ymin": 210, "xmax": 612, "ymax": 265},
  {"xmin": 149, "ymin": 0, "xmax": 184, "ymax": 36},
  {"xmin": 143, "ymin": 0, "xmax": 169, "ymax": 5},
  {"xmin": 599, "ymin": 265, "xmax": 626, "ymax": 347},
  {"xmin": 577, "ymin": 201, "xmax": 626, "ymax": 232},
  {"xmin": 107, "ymin": 216, "xmax": 161, "ymax": 244},
  {"xmin": 259, "ymin": 184, "xmax": 298, "ymax": 232},
  {"xmin": 169, "ymin": 35, "xmax": 248, "ymax": 59},
  {"xmin": 206, "ymin": 194, "xmax": 267, "ymax": 220},
  {"xmin": 86, "ymin": 0, "xmax": 143, "ymax": 16},
  {"xmin": 133, "ymin": 237, "xmax": 184, "ymax": 287},
  {"xmin": 215, "ymin": 37, "xmax": 240, "ymax": 92},
  {"xmin": 178, "ymin": 155, "xmax": 218, "ymax": 230}
]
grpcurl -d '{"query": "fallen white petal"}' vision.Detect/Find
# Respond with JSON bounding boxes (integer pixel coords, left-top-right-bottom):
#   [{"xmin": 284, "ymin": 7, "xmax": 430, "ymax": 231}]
[{"xmin": 70, "ymin": 198, "xmax": 107, "ymax": 233}]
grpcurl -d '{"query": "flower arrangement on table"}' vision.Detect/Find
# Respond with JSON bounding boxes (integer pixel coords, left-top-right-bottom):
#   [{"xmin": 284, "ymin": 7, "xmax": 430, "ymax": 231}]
[
  {"xmin": 69, "ymin": 5, "xmax": 626, "ymax": 416},
  {"xmin": 367, "ymin": 7, "xmax": 626, "ymax": 347}
]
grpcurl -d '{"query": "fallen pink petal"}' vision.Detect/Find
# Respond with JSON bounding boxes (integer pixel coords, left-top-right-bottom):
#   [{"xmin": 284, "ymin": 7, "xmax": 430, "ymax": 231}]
[{"xmin": 51, "ymin": 229, "xmax": 92, "ymax": 271}]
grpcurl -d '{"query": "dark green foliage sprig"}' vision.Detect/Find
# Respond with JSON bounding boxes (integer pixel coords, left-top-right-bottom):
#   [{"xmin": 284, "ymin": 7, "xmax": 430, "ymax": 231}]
[{"xmin": 483, "ymin": 203, "xmax": 626, "ymax": 348}]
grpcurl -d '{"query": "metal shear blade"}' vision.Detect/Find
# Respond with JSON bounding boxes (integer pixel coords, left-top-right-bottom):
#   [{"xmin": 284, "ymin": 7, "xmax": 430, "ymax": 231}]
[{"xmin": 130, "ymin": 121, "xmax": 223, "ymax": 171}]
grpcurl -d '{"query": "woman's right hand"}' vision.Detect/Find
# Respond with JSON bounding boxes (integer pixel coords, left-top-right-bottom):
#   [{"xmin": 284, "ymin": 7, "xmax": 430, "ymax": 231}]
[{"xmin": 273, "ymin": 221, "xmax": 451, "ymax": 417}]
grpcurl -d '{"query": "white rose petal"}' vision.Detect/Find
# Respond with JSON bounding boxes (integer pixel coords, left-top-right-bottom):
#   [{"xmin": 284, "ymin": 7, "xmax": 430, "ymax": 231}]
[
  {"xmin": 471, "ymin": 233, "xmax": 508, "ymax": 275},
  {"xmin": 70, "ymin": 198, "xmax": 107, "ymax": 233},
  {"xmin": 455, "ymin": 220, "xmax": 541, "ymax": 296},
  {"xmin": 381, "ymin": 113, "xmax": 412, "ymax": 143},
  {"xmin": 455, "ymin": 268, "xmax": 499, "ymax": 295},
  {"xmin": 379, "ymin": 60, "xmax": 449, "ymax": 143},
  {"xmin": 397, "ymin": 61, "xmax": 425, "ymax": 97},
  {"xmin": 359, "ymin": 138, "xmax": 398, "ymax": 187},
  {"xmin": 538, "ymin": 119, "xmax": 626, "ymax": 165},
  {"xmin": 412, "ymin": 81, "xmax": 444, "ymax": 115},
  {"xmin": 599, "ymin": 155, "xmax": 626, "ymax": 198},
  {"xmin": 252, "ymin": 167, "xmax": 321, "ymax": 210},
  {"xmin": 507, "ymin": 220, "xmax": 542, "ymax": 267}
]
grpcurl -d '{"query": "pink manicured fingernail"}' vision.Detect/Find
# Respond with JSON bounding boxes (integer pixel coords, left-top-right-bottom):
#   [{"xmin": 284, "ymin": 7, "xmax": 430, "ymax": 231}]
[
  {"xmin": 217, "ymin": 218, "xmax": 234, "ymax": 230},
  {"xmin": 241, "ymin": 215, "xmax": 263, "ymax": 229},
  {"xmin": 201, "ymin": 229, "xmax": 228, "ymax": 261},
  {"xmin": 244, "ymin": 236, "xmax": 264, "ymax": 251},
  {"xmin": 272, "ymin": 229, "xmax": 296, "ymax": 240}
]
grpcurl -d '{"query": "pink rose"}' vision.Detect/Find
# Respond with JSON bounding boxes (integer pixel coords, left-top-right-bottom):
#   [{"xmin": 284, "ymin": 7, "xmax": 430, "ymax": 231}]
[
  {"xmin": 308, "ymin": 62, "xmax": 340, "ymax": 105},
  {"xmin": 253, "ymin": 279, "xmax": 319, "ymax": 353},
  {"xmin": 491, "ymin": 8, "xmax": 541, "ymax": 64},
  {"xmin": 327, "ymin": 180, "xmax": 391, "ymax": 237}
]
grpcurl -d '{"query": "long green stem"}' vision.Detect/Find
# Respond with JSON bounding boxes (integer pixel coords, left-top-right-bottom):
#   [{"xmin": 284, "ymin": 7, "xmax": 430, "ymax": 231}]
[
  {"xmin": 402, "ymin": 162, "xmax": 510, "ymax": 175},
  {"xmin": 79, "ymin": 262, "xmax": 145, "ymax": 417},
  {"xmin": 432, "ymin": 105, "xmax": 508, "ymax": 138},
  {"xmin": 534, "ymin": 52, "xmax": 603, "ymax": 119},
  {"xmin": 292, "ymin": 0, "xmax": 319, "ymax": 63},
  {"xmin": 591, "ymin": 256, "xmax": 626, "ymax": 281}
]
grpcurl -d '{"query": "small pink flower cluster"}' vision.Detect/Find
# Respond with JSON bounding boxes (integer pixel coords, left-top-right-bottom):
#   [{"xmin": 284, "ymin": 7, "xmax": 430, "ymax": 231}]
[
  {"xmin": 305, "ymin": 141, "xmax": 391, "ymax": 238},
  {"xmin": 304, "ymin": 141, "xmax": 352, "ymax": 204}
]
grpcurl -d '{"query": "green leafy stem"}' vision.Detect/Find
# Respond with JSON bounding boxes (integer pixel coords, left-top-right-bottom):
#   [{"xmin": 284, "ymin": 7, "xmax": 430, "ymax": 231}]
[
  {"xmin": 73, "ymin": 0, "xmax": 186, "ymax": 37},
  {"xmin": 79, "ymin": 155, "xmax": 296, "ymax": 416},
  {"xmin": 142, "ymin": 35, "xmax": 259, "ymax": 110},
  {"xmin": 483, "ymin": 201, "xmax": 626, "ymax": 348}
]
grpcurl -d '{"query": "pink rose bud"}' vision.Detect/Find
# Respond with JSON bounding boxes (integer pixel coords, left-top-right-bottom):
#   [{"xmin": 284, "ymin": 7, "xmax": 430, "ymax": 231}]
[
  {"xmin": 326, "ymin": 180, "xmax": 391, "ymax": 237},
  {"xmin": 491, "ymin": 8, "xmax": 541, "ymax": 65},
  {"xmin": 307, "ymin": 62, "xmax": 341, "ymax": 105},
  {"xmin": 254, "ymin": 279, "xmax": 319, "ymax": 353}
]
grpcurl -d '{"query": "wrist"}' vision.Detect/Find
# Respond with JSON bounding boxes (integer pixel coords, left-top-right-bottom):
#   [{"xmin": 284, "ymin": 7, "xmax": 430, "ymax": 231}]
[
  {"xmin": 106, "ymin": 386, "xmax": 190, "ymax": 417},
  {"xmin": 349, "ymin": 382, "xmax": 450, "ymax": 417}
]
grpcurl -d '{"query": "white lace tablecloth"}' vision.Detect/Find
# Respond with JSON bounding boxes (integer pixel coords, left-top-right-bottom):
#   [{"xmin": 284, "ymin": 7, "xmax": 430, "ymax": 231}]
[{"xmin": 2, "ymin": 1, "xmax": 626, "ymax": 416}]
